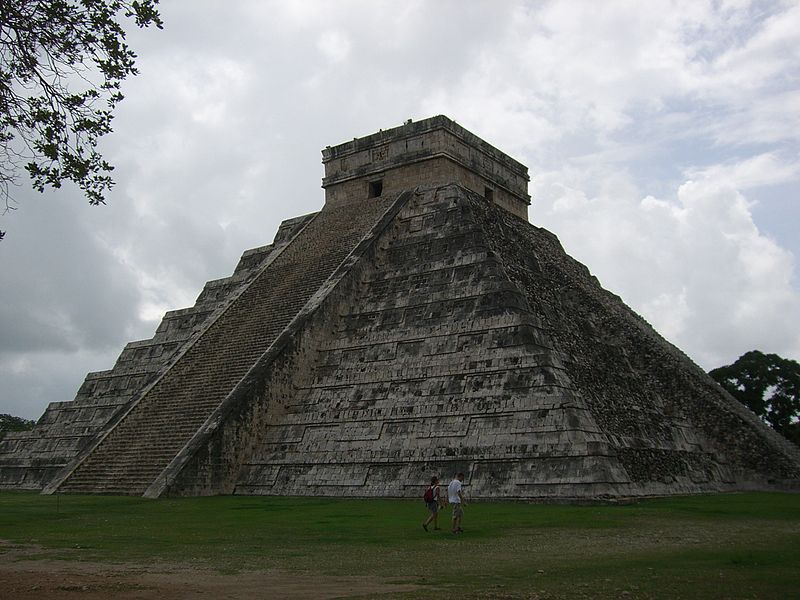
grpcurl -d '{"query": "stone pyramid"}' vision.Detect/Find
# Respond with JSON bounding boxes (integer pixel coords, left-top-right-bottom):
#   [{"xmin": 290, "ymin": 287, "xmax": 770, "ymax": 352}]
[{"xmin": 2, "ymin": 116, "xmax": 798, "ymax": 500}]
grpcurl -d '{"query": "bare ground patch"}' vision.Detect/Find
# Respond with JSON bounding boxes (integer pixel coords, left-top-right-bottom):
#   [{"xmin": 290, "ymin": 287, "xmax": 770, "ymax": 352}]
[{"xmin": 0, "ymin": 544, "xmax": 421, "ymax": 600}]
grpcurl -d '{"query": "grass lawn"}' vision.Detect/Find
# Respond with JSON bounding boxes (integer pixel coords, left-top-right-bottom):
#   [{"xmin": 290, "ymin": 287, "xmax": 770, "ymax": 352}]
[{"xmin": 1, "ymin": 491, "xmax": 799, "ymax": 599}]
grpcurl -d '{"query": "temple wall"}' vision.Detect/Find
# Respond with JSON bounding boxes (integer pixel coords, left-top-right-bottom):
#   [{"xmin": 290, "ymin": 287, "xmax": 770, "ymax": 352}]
[
  {"xmin": 323, "ymin": 115, "xmax": 530, "ymax": 220},
  {"xmin": 324, "ymin": 156, "xmax": 528, "ymax": 220}
]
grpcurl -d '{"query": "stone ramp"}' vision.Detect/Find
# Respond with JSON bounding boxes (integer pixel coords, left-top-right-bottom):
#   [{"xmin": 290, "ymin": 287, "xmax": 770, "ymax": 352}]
[{"xmin": 51, "ymin": 197, "xmax": 397, "ymax": 495}]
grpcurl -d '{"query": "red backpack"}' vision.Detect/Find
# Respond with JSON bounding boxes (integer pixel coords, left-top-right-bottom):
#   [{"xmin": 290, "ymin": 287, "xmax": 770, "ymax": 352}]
[{"xmin": 423, "ymin": 486, "xmax": 434, "ymax": 503}]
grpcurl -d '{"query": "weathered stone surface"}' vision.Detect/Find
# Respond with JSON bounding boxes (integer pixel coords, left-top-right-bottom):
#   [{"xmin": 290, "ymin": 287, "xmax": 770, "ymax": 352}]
[
  {"xmin": 178, "ymin": 184, "xmax": 799, "ymax": 500},
  {"xmin": 4, "ymin": 115, "xmax": 799, "ymax": 499},
  {"xmin": 47, "ymin": 197, "xmax": 399, "ymax": 496},
  {"xmin": 323, "ymin": 116, "xmax": 530, "ymax": 220}
]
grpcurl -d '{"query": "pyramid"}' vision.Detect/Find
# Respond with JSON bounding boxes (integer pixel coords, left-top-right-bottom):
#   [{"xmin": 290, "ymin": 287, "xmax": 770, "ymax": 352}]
[{"xmin": 2, "ymin": 116, "xmax": 798, "ymax": 500}]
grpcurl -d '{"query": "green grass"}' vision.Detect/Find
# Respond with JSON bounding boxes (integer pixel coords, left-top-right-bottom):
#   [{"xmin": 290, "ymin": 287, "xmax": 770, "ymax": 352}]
[{"xmin": 1, "ymin": 491, "xmax": 799, "ymax": 599}]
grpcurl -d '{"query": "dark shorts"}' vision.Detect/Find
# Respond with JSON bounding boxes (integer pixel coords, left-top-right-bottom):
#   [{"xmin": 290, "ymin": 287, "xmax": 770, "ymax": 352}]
[
  {"xmin": 427, "ymin": 501, "xmax": 438, "ymax": 513},
  {"xmin": 452, "ymin": 503, "xmax": 463, "ymax": 518}
]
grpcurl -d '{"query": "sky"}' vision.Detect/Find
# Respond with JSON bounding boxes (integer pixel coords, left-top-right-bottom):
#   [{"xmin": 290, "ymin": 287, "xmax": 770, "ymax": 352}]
[{"xmin": 2, "ymin": 0, "xmax": 799, "ymax": 420}]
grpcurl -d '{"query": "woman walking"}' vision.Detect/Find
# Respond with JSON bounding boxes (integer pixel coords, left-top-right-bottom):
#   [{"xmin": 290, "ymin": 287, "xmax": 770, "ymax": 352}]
[{"xmin": 422, "ymin": 476, "xmax": 443, "ymax": 531}]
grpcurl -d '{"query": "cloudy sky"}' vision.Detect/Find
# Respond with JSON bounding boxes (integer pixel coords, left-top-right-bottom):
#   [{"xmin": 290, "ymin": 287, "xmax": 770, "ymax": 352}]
[{"xmin": 2, "ymin": 0, "xmax": 799, "ymax": 420}]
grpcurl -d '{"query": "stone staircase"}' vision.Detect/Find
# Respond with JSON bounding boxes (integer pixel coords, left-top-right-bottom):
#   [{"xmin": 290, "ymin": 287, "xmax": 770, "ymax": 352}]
[
  {"xmin": 0, "ymin": 214, "xmax": 313, "ymax": 491},
  {"xmin": 54, "ymin": 197, "xmax": 396, "ymax": 495},
  {"xmin": 234, "ymin": 186, "xmax": 606, "ymax": 498}
]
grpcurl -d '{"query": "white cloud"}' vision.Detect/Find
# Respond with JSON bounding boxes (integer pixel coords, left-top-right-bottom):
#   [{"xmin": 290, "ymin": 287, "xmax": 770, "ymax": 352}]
[
  {"xmin": 709, "ymin": 2, "xmax": 800, "ymax": 91},
  {"xmin": 686, "ymin": 153, "xmax": 800, "ymax": 190},
  {"xmin": 317, "ymin": 31, "xmax": 351, "ymax": 63},
  {"xmin": 641, "ymin": 288, "xmax": 691, "ymax": 343},
  {"xmin": 533, "ymin": 158, "xmax": 800, "ymax": 369}
]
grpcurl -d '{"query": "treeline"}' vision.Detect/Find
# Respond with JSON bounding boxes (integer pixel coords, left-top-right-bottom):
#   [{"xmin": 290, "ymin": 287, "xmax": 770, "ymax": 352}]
[
  {"xmin": 0, "ymin": 414, "xmax": 35, "ymax": 440},
  {"xmin": 709, "ymin": 350, "xmax": 800, "ymax": 446}
]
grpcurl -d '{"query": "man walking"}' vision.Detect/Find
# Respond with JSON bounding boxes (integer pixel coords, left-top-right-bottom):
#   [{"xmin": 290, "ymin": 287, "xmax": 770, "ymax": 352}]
[{"xmin": 447, "ymin": 472, "xmax": 466, "ymax": 534}]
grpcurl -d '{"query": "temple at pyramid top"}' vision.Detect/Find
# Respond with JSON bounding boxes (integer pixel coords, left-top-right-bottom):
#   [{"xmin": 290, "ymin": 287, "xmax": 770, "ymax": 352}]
[{"xmin": 322, "ymin": 115, "xmax": 531, "ymax": 220}]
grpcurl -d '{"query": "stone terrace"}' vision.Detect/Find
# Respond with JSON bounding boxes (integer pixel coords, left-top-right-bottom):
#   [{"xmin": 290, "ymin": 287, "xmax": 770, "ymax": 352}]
[{"xmin": 52, "ymin": 197, "xmax": 397, "ymax": 495}]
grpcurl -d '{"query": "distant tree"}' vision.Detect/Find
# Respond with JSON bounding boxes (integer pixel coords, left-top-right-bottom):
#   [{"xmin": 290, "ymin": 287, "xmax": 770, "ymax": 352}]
[
  {"xmin": 0, "ymin": 413, "xmax": 35, "ymax": 440},
  {"xmin": 709, "ymin": 350, "xmax": 800, "ymax": 446},
  {"xmin": 0, "ymin": 0, "xmax": 163, "ymax": 239}
]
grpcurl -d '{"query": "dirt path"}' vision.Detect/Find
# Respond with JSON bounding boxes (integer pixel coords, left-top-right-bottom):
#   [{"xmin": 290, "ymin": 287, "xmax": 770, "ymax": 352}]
[{"xmin": 0, "ymin": 550, "xmax": 420, "ymax": 599}]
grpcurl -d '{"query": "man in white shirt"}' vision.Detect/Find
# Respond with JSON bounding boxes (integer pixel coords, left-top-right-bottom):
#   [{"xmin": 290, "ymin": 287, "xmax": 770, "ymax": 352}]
[{"xmin": 447, "ymin": 472, "xmax": 466, "ymax": 534}]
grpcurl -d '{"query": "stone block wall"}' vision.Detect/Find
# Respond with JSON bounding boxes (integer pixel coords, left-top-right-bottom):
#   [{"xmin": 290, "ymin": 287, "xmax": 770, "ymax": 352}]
[
  {"xmin": 323, "ymin": 156, "xmax": 527, "ymax": 220},
  {"xmin": 215, "ymin": 185, "xmax": 632, "ymax": 499},
  {"xmin": 471, "ymin": 190, "xmax": 800, "ymax": 492},
  {"xmin": 156, "ymin": 193, "xmax": 412, "ymax": 497},
  {"xmin": 168, "ymin": 184, "xmax": 800, "ymax": 500}
]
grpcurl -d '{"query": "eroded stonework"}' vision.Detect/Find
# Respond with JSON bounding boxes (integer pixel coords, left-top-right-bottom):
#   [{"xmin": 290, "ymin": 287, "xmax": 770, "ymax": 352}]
[{"xmin": 2, "ymin": 116, "xmax": 798, "ymax": 499}]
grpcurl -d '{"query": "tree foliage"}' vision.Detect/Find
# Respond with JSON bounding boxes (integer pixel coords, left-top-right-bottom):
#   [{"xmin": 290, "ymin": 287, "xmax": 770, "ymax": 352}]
[
  {"xmin": 0, "ymin": 0, "xmax": 162, "ymax": 238},
  {"xmin": 709, "ymin": 350, "xmax": 800, "ymax": 445},
  {"xmin": 0, "ymin": 413, "xmax": 35, "ymax": 440}
]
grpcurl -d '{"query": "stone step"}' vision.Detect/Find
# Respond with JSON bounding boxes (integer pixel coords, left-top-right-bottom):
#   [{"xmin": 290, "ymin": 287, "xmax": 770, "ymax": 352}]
[{"xmin": 57, "ymin": 198, "xmax": 395, "ymax": 496}]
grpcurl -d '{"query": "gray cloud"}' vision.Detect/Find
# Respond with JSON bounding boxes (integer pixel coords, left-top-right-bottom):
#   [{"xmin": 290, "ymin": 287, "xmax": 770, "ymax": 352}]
[{"xmin": 2, "ymin": 0, "xmax": 798, "ymax": 420}]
